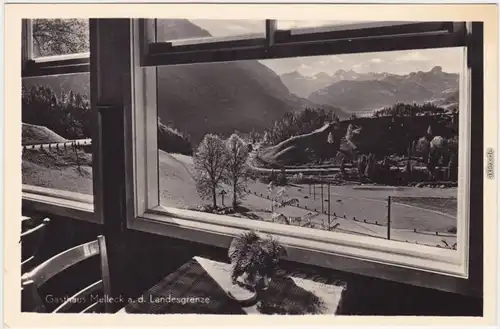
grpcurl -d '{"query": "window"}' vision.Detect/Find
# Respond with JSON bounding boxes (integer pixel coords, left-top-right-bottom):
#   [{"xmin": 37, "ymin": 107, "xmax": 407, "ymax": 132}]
[
  {"xmin": 21, "ymin": 19, "xmax": 97, "ymax": 222},
  {"xmin": 31, "ymin": 19, "xmax": 89, "ymax": 58},
  {"xmin": 19, "ymin": 17, "xmax": 482, "ymax": 297},
  {"xmin": 156, "ymin": 48, "xmax": 463, "ymax": 254},
  {"xmin": 119, "ymin": 19, "xmax": 477, "ymax": 295}
]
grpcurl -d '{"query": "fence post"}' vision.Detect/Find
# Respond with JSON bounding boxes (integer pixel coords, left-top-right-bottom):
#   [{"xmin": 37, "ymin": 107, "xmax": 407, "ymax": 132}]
[
  {"xmin": 327, "ymin": 183, "xmax": 331, "ymax": 228},
  {"xmin": 320, "ymin": 172, "xmax": 324, "ymax": 213},
  {"xmin": 387, "ymin": 196, "xmax": 391, "ymax": 240}
]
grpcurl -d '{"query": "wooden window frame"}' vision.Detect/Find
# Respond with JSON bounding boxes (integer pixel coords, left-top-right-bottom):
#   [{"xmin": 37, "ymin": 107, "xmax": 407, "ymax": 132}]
[
  {"xmin": 142, "ymin": 20, "xmax": 466, "ymax": 66},
  {"xmin": 21, "ymin": 19, "xmax": 100, "ymax": 224},
  {"xmin": 21, "ymin": 19, "xmax": 90, "ymax": 77},
  {"xmin": 118, "ymin": 19, "xmax": 482, "ymax": 297}
]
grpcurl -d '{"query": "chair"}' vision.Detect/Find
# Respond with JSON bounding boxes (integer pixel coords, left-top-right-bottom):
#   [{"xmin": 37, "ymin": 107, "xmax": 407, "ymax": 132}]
[
  {"xmin": 21, "ymin": 217, "xmax": 50, "ymax": 273},
  {"xmin": 21, "ymin": 235, "xmax": 112, "ymax": 313}
]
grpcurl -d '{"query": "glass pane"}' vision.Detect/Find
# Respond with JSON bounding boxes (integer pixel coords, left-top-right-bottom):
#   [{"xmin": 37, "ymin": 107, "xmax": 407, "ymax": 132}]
[
  {"xmin": 278, "ymin": 20, "xmax": 364, "ymax": 30},
  {"xmin": 22, "ymin": 73, "xmax": 93, "ymax": 196},
  {"xmin": 277, "ymin": 20, "xmax": 417, "ymax": 34},
  {"xmin": 155, "ymin": 46, "xmax": 463, "ymax": 250},
  {"xmin": 32, "ymin": 19, "xmax": 89, "ymax": 58},
  {"xmin": 156, "ymin": 19, "xmax": 265, "ymax": 45}
]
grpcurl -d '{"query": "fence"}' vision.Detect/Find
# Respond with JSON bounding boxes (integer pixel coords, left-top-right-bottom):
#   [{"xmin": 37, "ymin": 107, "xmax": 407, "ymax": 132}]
[
  {"xmin": 21, "ymin": 139, "xmax": 92, "ymax": 152},
  {"xmin": 243, "ymin": 185, "xmax": 457, "ymax": 249},
  {"xmin": 22, "ymin": 139, "xmax": 93, "ymax": 173}
]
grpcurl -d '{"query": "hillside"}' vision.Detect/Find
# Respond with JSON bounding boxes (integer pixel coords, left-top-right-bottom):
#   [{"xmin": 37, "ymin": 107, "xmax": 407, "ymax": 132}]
[
  {"xmin": 258, "ymin": 122, "xmax": 343, "ymax": 166},
  {"xmin": 22, "ymin": 123, "xmax": 67, "ymax": 145},
  {"xmin": 259, "ymin": 113, "xmax": 457, "ymax": 167}
]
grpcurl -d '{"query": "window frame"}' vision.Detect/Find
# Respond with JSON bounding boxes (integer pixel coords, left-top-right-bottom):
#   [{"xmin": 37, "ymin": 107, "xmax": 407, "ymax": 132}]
[
  {"xmin": 21, "ymin": 18, "xmax": 100, "ymax": 224},
  {"xmin": 121, "ymin": 19, "xmax": 480, "ymax": 296},
  {"xmin": 18, "ymin": 18, "xmax": 482, "ymax": 297},
  {"xmin": 143, "ymin": 20, "xmax": 466, "ymax": 66}
]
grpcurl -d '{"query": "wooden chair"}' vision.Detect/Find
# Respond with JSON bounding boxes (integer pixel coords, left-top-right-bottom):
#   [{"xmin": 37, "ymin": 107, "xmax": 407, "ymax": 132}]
[
  {"xmin": 21, "ymin": 217, "xmax": 50, "ymax": 273},
  {"xmin": 21, "ymin": 235, "xmax": 112, "ymax": 313}
]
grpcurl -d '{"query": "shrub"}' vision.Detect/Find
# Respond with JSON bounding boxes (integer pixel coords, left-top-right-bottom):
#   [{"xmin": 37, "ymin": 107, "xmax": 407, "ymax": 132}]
[
  {"xmin": 447, "ymin": 226, "xmax": 457, "ymax": 234},
  {"xmin": 276, "ymin": 169, "xmax": 288, "ymax": 186},
  {"xmin": 190, "ymin": 205, "xmax": 236, "ymax": 215}
]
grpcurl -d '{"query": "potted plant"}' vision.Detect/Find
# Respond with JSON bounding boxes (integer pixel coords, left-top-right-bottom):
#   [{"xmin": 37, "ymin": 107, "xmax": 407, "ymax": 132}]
[{"xmin": 227, "ymin": 231, "xmax": 287, "ymax": 303}]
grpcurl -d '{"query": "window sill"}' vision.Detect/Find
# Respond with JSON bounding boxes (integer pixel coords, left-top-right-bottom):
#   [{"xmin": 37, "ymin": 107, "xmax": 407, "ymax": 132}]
[
  {"xmin": 21, "ymin": 185, "xmax": 97, "ymax": 223},
  {"xmin": 129, "ymin": 206, "xmax": 477, "ymax": 297}
]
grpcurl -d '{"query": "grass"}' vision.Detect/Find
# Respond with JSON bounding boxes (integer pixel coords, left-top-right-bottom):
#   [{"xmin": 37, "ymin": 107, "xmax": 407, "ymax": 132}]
[
  {"xmin": 391, "ymin": 197, "xmax": 457, "ymax": 217},
  {"xmin": 22, "ymin": 148, "xmax": 93, "ymax": 194},
  {"xmin": 244, "ymin": 180, "xmax": 457, "ymax": 233}
]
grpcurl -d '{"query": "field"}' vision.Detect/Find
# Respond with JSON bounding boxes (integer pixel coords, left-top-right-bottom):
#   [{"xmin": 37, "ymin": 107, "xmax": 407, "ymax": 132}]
[
  {"xmin": 22, "ymin": 147, "xmax": 457, "ymax": 249},
  {"xmin": 159, "ymin": 152, "xmax": 457, "ymax": 248},
  {"xmin": 22, "ymin": 148, "xmax": 93, "ymax": 194}
]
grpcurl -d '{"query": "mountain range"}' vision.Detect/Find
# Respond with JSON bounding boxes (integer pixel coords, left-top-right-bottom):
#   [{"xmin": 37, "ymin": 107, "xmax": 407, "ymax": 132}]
[{"xmin": 281, "ymin": 66, "xmax": 459, "ymax": 113}]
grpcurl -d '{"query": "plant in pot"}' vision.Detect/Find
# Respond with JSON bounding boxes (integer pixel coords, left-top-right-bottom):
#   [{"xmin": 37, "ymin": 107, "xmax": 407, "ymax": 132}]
[{"xmin": 227, "ymin": 231, "xmax": 287, "ymax": 304}]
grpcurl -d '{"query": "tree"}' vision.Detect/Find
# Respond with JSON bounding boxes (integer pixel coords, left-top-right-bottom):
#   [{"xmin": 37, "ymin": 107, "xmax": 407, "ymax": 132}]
[
  {"xmin": 327, "ymin": 132, "xmax": 334, "ymax": 144},
  {"xmin": 224, "ymin": 134, "xmax": 250, "ymax": 208},
  {"xmin": 32, "ymin": 19, "xmax": 89, "ymax": 57},
  {"xmin": 194, "ymin": 134, "xmax": 228, "ymax": 208}
]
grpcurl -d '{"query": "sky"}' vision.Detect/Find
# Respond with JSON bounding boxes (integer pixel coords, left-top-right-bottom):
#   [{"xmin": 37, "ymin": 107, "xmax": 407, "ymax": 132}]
[{"xmin": 189, "ymin": 19, "xmax": 464, "ymax": 76}]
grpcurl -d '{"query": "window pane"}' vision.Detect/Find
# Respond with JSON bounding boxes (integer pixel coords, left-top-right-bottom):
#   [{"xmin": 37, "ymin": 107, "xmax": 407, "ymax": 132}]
[
  {"xmin": 32, "ymin": 19, "xmax": 89, "ymax": 58},
  {"xmin": 22, "ymin": 73, "xmax": 93, "ymax": 196},
  {"xmin": 156, "ymin": 19, "xmax": 265, "ymax": 45},
  {"xmin": 277, "ymin": 20, "xmax": 418, "ymax": 35},
  {"xmin": 156, "ymin": 46, "xmax": 462, "ymax": 250},
  {"xmin": 278, "ymin": 20, "xmax": 365, "ymax": 30}
]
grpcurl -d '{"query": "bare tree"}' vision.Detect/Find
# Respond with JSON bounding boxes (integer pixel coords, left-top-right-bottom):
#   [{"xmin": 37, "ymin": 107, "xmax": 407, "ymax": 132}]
[
  {"xmin": 194, "ymin": 134, "xmax": 228, "ymax": 208},
  {"xmin": 224, "ymin": 134, "xmax": 250, "ymax": 208},
  {"xmin": 32, "ymin": 19, "xmax": 89, "ymax": 57}
]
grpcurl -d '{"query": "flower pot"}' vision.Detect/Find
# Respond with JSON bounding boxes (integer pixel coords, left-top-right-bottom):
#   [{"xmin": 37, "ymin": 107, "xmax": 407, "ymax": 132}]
[{"xmin": 227, "ymin": 283, "xmax": 257, "ymax": 306}]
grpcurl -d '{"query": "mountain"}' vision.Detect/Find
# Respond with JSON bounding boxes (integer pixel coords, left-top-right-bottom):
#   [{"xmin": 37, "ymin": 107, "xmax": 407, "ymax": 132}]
[
  {"xmin": 156, "ymin": 19, "xmax": 348, "ymax": 143},
  {"xmin": 434, "ymin": 90, "xmax": 459, "ymax": 111},
  {"xmin": 23, "ymin": 19, "xmax": 348, "ymax": 145},
  {"xmin": 280, "ymin": 71, "xmax": 333, "ymax": 98},
  {"xmin": 280, "ymin": 69, "xmax": 379, "ymax": 98},
  {"xmin": 309, "ymin": 79, "xmax": 433, "ymax": 113},
  {"xmin": 281, "ymin": 67, "xmax": 459, "ymax": 100},
  {"xmin": 307, "ymin": 67, "xmax": 459, "ymax": 113}
]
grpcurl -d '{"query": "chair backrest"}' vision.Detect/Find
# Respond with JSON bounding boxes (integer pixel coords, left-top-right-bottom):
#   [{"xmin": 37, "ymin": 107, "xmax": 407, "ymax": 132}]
[
  {"xmin": 21, "ymin": 217, "xmax": 50, "ymax": 273},
  {"xmin": 21, "ymin": 235, "xmax": 111, "ymax": 313}
]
